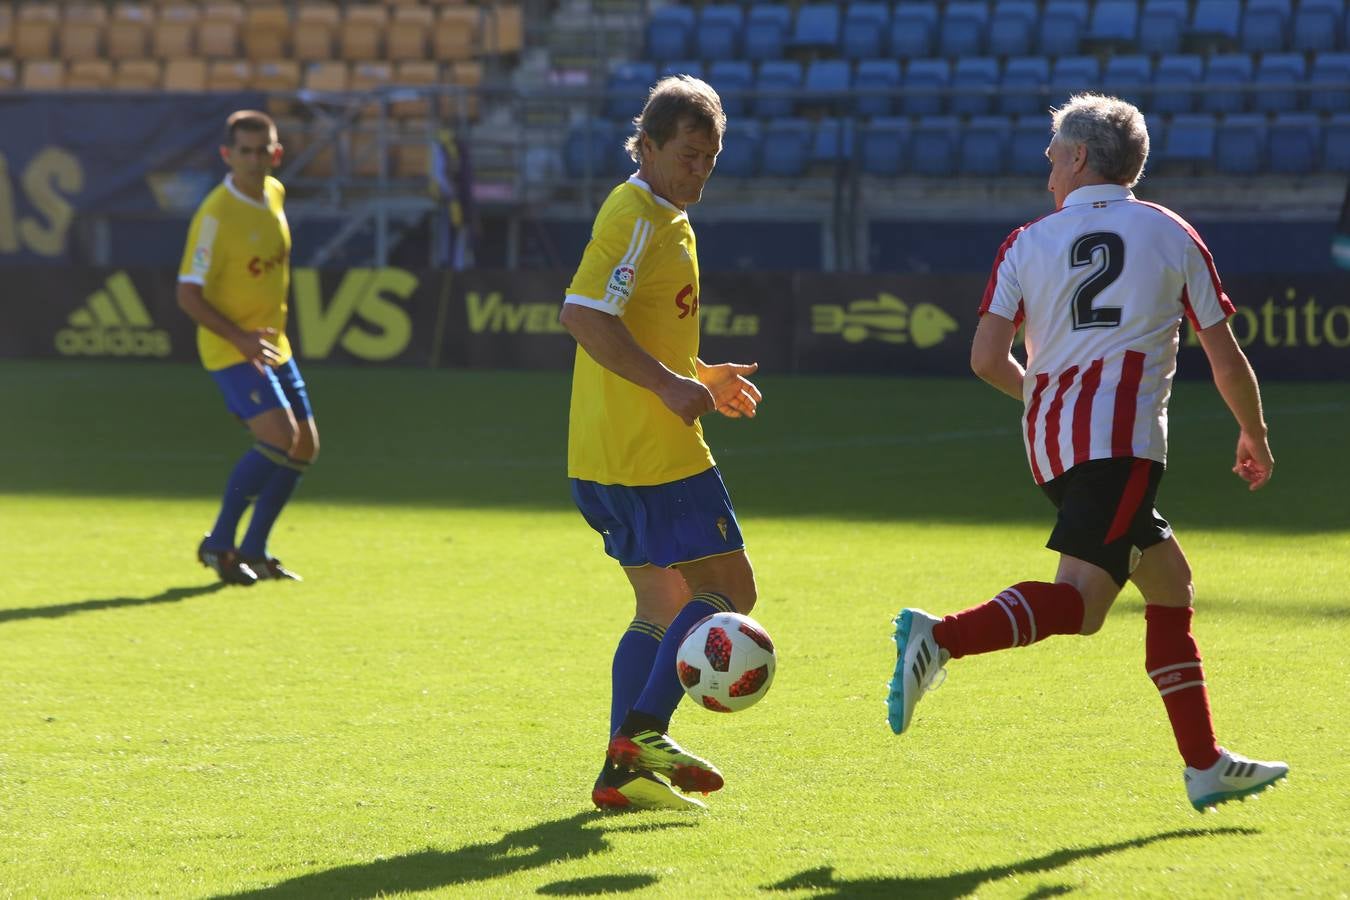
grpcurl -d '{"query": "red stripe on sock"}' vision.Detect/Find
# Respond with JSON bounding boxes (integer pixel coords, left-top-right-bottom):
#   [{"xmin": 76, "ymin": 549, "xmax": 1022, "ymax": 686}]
[{"xmin": 1145, "ymin": 605, "xmax": 1221, "ymax": 770}]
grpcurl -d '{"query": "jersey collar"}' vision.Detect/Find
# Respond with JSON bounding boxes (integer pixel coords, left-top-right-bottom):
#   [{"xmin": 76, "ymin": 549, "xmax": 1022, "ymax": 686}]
[
  {"xmin": 626, "ymin": 175, "xmax": 686, "ymax": 216},
  {"xmin": 224, "ymin": 174, "xmax": 269, "ymax": 210},
  {"xmin": 1062, "ymin": 183, "xmax": 1134, "ymax": 207}
]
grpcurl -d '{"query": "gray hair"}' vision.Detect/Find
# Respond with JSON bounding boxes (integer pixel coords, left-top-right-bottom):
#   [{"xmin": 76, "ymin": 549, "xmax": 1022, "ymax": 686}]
[{"xmin": 1050, "ymin": 93, "xmax": 1150, "ymax": 187}]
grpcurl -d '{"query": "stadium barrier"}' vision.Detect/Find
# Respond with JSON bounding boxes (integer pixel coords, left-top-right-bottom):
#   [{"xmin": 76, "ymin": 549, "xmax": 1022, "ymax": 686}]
[{"xmin": 4, "ymin": 268, "xmax": 1346, "ymax": 380}]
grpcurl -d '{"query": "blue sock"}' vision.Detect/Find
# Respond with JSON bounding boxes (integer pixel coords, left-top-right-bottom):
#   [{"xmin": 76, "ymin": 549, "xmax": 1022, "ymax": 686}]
[
  {"xmin": 630, "ymin": 592, "xmax": 736, "ymax": 731},
  {"xmin": 238, "ymin": 456, "xmax": 308, "ymax": 559},
  {"xmin": 206, "ymin": 443, "xmax": 285, "ymax": 550},
  {"xmin": 610, "ymin": 619, "xmax": 665, "ymax": 738}
]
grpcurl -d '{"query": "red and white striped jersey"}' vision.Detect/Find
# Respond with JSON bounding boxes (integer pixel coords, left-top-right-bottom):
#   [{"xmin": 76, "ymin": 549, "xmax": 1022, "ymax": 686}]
[{"xmin": 980, "ymin": 184, "xmax": 1235, "ymax": 484}]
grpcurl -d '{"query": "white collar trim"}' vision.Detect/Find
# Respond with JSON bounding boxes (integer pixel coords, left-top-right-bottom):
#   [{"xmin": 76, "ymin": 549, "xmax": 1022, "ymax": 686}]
[
  {"xmin": 627, "ymin": 175, "xmax": 686, "ymax": 216},
  {"xmin": 1063, "ymin": 184, "xmax": 1134, "ymax": 206},
  {"xmin": 225, "ymin": 174, "xmax": 269, "ymax": 210}
]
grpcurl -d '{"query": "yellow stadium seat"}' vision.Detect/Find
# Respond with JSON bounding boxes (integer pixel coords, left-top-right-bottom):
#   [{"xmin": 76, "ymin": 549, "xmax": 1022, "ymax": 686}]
[
  {"xmin": 0, "ymin": 59, "xmax": 17, "ymax": 90},
  {"xmin": 203, "ymin": 3, "xmax": 245, "ymax": 24},
  {"xmin": 59, "ymin": 21, "xmax": 103, "ymax": 60},
  {"xmin": 450, "ymin": 60, "xmax": 481, "ymax": 120},
  {"xmin": 198, "ymin": 19, "xmax": 239, "ymax": 58},
  {"xmin": 0, "ymin": 7, "xmax": 12, "ymax": 56},
  {"xmin": 303, "ymin": 60, "xmax": 349, "ymax": 93},
  {"xmin": 208, "ymin": 59, "xmax": 251, "ymax": 92},
  {"xmin": 107, "ymin": 18, "xmax": 150, "ymax": 61},
  {"xmin": 485, "ymin": 5, "xmax": 523, "ymax": 55},
  {"xmin": 395, "ymin": 123, "xmax": 431, "ymax": 179},
  {"xmin": 164, "ymin": 58, "xmax": 207, "ymax": 91},
  {"xmin": 68, "ymin": 59, "xmax": 114, "ymax": 89},
  {"xmin": 433, "ymin": 6, "xmax": 478, "ymax": 61},
  {"xmin": 113, "ymin": 59, "xmax": 162, "ymax": 90},
  {"xmin": 294, "ymin": 4, "xmax": 337, "ymax": 61},
  {"xmin": 387, "ymin": 21, "xmax": 427, "ymax": 61},
  {"xmin": 252, "ymin": 58, "xmax": 299, "ymax": 116},
  {"xmin": 21, "ymin": 60, "xmax": 66, "ymax": 91},
  {"xmin": 340, "ymin": 5, "xmax": 386, "ymax": 61},
  {"xmin": 18, "ymin": 3, "xmax": 61, "ymax": 24},
  {"xmin": 350, "ymin": 127, "xmax": 385, "ymax": 178},
  {"xmin": 242, "ymin": 5, "xmax": 288, "ymax": 60},
  {"xmin": 153, "ymin": 20, "xmax": 195, "ymax": 58},
  {"xmin": 392, "ymin": 60, "xmax": 440, "ymax": 118},
  {"xmin": 14, "ymin": 21, "xmax": 56, "ymax": 60}
]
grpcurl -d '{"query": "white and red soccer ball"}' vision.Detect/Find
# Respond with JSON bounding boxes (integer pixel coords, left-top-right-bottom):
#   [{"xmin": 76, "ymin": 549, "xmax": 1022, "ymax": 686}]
[{"xmin": 675, "ymin": 612, "xmax": 776, "ymax": 712}]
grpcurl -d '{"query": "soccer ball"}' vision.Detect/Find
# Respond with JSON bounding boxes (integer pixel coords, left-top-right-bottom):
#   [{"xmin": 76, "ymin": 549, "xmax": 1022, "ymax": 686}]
[{"xmin": 675, "ymin": 612, "xmax": 776, "ymax": 712}]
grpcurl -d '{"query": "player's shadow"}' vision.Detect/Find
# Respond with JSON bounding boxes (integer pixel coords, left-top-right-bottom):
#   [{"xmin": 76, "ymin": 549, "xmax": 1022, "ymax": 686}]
[
  {"xmin": 764, "ymin": 827, "xmax": 1258, "ymax": 899},
  {"xmin": 216, "ymin": 811, "xmax": 695, "ymax": 899},
  {"xmin": 0, "ymin": 582, "xmax": 227, "ymax": 624}
]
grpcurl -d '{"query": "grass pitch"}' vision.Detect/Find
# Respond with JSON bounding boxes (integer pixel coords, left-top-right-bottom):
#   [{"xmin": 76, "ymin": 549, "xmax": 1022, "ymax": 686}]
[{"xmin": 1, "ymin": 360, "xmax": 1346, "ymax": 898}]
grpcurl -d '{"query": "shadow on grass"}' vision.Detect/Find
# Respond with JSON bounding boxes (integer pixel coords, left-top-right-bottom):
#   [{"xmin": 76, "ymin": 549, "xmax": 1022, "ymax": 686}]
[
  {"xmin": 0, "ymin": 582, "xmax": 228, "ymax": 624},
  {"xmin": 763, "ymin": 827, "xmax": 1259, "ymax": 898},
  {"xmin": 216, "ymin": 812, "xmax": 695, "ymax": 899}
]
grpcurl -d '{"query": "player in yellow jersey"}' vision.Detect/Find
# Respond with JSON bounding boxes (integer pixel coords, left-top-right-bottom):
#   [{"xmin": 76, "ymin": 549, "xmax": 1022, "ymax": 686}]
[
  {"xmin": 560, "ymin": 77, "xmax": 764, "ymax": 811},
  {"xmin": 177, "ymin": 110, "xmax": 317, "ymax": 586}
]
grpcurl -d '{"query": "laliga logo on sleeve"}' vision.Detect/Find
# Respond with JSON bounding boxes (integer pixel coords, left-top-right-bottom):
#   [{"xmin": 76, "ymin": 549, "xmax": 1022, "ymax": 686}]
[{"xmin": 607, "ymin": 264, "xmax": 636, "ymax": 300}]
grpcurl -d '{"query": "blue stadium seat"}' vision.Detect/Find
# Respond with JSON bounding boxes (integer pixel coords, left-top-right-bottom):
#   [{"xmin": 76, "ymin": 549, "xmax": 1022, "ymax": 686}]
[
  {"xmin": 1039, "ymin": 1, "xmax": 1088, "ymax": 56},
  {"xmin": 660, "ymin": 61, "xmax": 704, "ymax": 80},
  {"xmin": 1049, "ymin": 56, "xmax": 1100, "ymax": 108},
  {"xmin": 564, "ymin": 118, "xmax": 617, "ymax": 179},
  {"xmin": 646, "ymin": 6, "xmax": 694, "ymax": 62},
  {"xmin": 1001, "ymin": 57, "xmax": 1051, "ymax": 117},
  {"xmin": 707, "ymin": 60, "xmax": 753, "ymax": 117},
  {"xmin": 939, "ymin": 2, "xmax": 990, "ymax": 57},
  {"xmin": 754, "ymin": 60, "xmax": 803, "ymax": 118},
  {"xmin": 1241, "ymin": 0, "xmax": 1290, "ymax": 53},
  {"xmin": 1011, "ymin": 116, "xmax": 1052, "ymax": 175},
  {"xmin": 607, "ymin": 62, "xmax": 657, "ymax": 119},
  {"xmin": 1309, "ymin": 53, "xmax": 1350, "ymax": 114},
  {"xmin": 812, "ymin": 118, "xmax": 856, "ymax": 166},
  {"xmin": 904, "ymin": 58, "xmax": 951, "ymax": 117},
  {"xmin": 1138, "ymin": 0, "xmax": 1188, "ymax": 54},
  {"xmin": 1190, "ymin": 0, "xmax": 1242, "ymax": 44},
  {"xmin": 790, "ymin": 3, "xmax": 841, "ymax": 53},
  {"xmin": 745, "ymin": 5, "xmax": 791, "ymax": 61},
  {"xmin": 1102, "ymin": 56, "xmax": 1153, "ymax": 109},
  {"xmin": 1153, "ymin": 55, "xmax": 1204, "ymax": 114},
  {"xmin": 912, "ymin": 117, "xmax": 961, "ymax": 176},
  {"xmin": 860, "ymin": 117, "xmax": 910, "ymax": 176},
  {"xmin": 1200, "ymin": 54, "xmax": 1254, "ymax": 114},
  {"xmin": 1292, "ymin": 0, "xmax": 1344, "ymax": 52},
  {"xmin": 696, "ymin": 5, "xmax": 744, "ymax": 63},
  {"xmin": 1089, "ymin": 0, "xmax": 1139, "ymax": 43},
  {"xmin": 1253, "ymin": 53, "xmax": 1308, "ymax": 113},
  {"xmin": 1163, "ymin": 113, "xmax": 1218, "ymax": 164},
  {"xmin": 803, "ymin": 59, "xmax": 852, "ymax": 113},
  {"xmin": 1325, "ymin": 114, "xmax": 1350, "ymax": 171},
  {"xmin": 854, "ymin": 58, "xmax": 901, "ymax": 117},
  {"xmin": 1268, "ymin": 112, "xmax": 1321, "ymax": 172},
  {"xmin": 762, "ymin": 119, "xmax": 812, "ymax": 177},
  {"xmin": 842, "ymin": 2, "xmax": 890, "ymax": 60},
  {"xmin": 951, "ymin": 57, "xmax": 1000, "ymax": 116},
  {"xmin": 960, "ymin": 116, "xmax": 1012, "ymax": 176},
  {"xmin": 1215, "ymin": 113, "xmax": 1267, "ymax": 174},
  {"xmin": 988, "ymin": 1, "xmax": 1037, "ymax": 56},
  {"xmin": 718, "ymin": 121, "xmax": 762, "ymax": 177},
  {"xmin": 890, "ymin": 2, "xmax": 939, "ymax": 58}
]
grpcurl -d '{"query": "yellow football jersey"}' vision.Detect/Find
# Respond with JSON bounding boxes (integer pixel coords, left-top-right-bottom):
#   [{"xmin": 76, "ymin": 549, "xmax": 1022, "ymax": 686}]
[
  {"xmin": 178, "ymin": 174, "xmax": 292, "ymax": 371},
  {"xmin": 565, "ymin": 176, "xmax": 714, "ymax": 486}
]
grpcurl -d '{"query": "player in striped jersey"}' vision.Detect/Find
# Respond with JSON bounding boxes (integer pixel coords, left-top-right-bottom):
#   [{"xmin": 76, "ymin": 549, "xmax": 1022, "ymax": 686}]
[
  {"xmin": 560, "ymin": 77, "xmax": 763, "ymax": 811},
  {"xmin": 888, "ymin": 94, "xmax": 1288, "ymax": 811}
]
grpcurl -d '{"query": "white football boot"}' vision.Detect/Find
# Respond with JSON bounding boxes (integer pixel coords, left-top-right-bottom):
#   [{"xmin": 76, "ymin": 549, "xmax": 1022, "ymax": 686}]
[
  {"xmin": 1185, "ymin": 748, "xmax": 1289, "ymax": 812},
  {"xmin": 887, "ymin": 609, "xmax": 950, "ymax": 735}
]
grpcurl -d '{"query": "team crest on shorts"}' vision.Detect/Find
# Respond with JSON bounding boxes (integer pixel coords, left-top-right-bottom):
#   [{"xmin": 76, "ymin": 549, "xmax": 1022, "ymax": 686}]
[
  {"xmin": 606, "ymin": 264, "xmax": 636, "ymax": 300},
  {"xmin": 716, "ymin": 516, "xmax": 729, "ymax": 541}
]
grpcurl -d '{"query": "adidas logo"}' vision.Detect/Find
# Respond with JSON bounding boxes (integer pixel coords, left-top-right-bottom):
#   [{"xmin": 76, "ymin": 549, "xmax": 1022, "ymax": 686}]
[{"xmin": 55, "ymin": 272, "xmax": 171, "ymax": 357}]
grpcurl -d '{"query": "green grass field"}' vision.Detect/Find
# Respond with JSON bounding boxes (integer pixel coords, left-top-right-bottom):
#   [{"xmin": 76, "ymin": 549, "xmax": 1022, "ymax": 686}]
[{"xmin": 1, "ymin": 360, "xmax": 1347, "ymax": 898}]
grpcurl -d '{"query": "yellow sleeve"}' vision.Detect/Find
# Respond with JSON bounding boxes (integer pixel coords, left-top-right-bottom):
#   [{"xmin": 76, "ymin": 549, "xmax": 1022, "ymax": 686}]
[
  {"xmin": 178, "ymin": 199, "xmax": 220, "ymax": 286},
  {"xmin": 564, "ymin": 203, "xmax": 654, "ymax": 317}
]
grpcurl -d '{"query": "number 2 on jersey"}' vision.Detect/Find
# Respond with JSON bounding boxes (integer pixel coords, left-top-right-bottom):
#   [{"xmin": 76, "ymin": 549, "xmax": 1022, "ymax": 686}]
[{"xmin": 1069, "ymin": 231, "xmax": 1125, "ymax": 330}]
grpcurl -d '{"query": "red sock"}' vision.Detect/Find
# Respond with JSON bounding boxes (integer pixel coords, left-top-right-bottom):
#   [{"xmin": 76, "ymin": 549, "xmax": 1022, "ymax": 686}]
[
  {"xmin": 1145, "ymin": 605, "xmax": 1221, "ymax": 770},
  {"xmin": 932, "ymin": 582, "xmax": 1085, "ymax": 659}
]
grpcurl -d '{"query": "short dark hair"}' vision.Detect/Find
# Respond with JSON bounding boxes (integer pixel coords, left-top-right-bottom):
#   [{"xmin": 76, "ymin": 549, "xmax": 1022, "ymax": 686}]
[
  {"xmin": 624, "ymin": 75, "xmax": 726, "ymax": 164},
  {"xmin": 225, "ymin": 109, "xmax": 277, "ymax": 146}
]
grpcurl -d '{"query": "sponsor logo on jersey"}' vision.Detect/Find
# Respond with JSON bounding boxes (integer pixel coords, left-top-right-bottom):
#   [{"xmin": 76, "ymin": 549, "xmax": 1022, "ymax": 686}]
[
  {"xmin": 811, "ymin": 293, "xmax": 958, "ymax": 348},
  {"xmin": 55, "ymin": 272, "xmax": 171, "ymax": 358},
  {"xmin": 248, "ymin": 246, "xmax": 287, "ymax": 278},
  {"xmin": 606, "ymin": 264, "xmax": 636, "ymax": 300}
]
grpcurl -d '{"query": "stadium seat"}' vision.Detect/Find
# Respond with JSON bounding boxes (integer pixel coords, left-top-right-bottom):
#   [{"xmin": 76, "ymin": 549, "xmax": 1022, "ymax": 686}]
[
  {"xmin": 1162, "ymin": 113, "xmax": 1217, "ymax": 165},
  {"xmin": 1000, "ymin": 56, "xmax": 1051, "ymax": 117},
  {"xmin": 841, "ymin": 2, "xmax": 889, "ymax": 60},
  {"xmin": 790, "ymin": 3, "xmax": 841, "ymax": 54},
  {"xmin": 1215, "ymin": 113, "xmax": 1267, "ymax": 174},
  {"xmin": 449, "ymin": 60, "xmax": 483, "ymax": 121},
  {"xmin": 959, "ymin": 116, "xmax": 1012, "ymax": 176},
  {"xmin": 68, "ymin": 60, "xmax": 114, "ymax": 91},
  {"xmin": 951, "ymin": 57, "xmax": 1000, "ymax": 117},
  {"xmin": 1190, "ymin": 0, "xmax": 1242, "ymax": 45},
  {"xmin": 1240, "ymin": 0, "xmax": 1290, "ymax": 53},
  {"xmin": 208, "ymin": 60, "xmax": 251, "ymax": 93},
  {"xmin": 1153, "ymin": 55, "xmax": 1204, "ymax": 114},
  {"xmin": 607, "ymin": 61, "xmax": 657, "ymax": 120},
  {"xmin": 1292, "ymin": 0, "xmax": 1344, "ymax": 52},
  {"xmin": 1252, "ymin": 53, "xmax": 1307, "ymax": 113},
  {"xmin": 754, "ymin": 60, "xmax": 803, "ymax": 119},
  {"xmin": 390, "ymin": 60, "xmax": 439, "ymax": 119},
  {"xmin": 113, "ymin": 59, "xmax": 161, "ymax": 91},
  {"xmin": 660, "ymin": 60, "xmax": 704, "ymax": 81},
  {"xmin": 433, "ymin": 7, "xmax": 479, "ymax": 62},
  {"xmin": 387, "ymin": 7, "xmax": 432, "ymax": 63},
  {"xmin": 1010, "ymin": 116, "xmax": 1051, "ymax": 175},
  {"xmin": 0, "ymin": 60, "xmax": 15, "ymax": 91},
  {"xmin": 762, "ymin": 119, "xmax": 812, "ymax": 177},
  {"xmin": 1201, "ymin": 54, "xmax": 1255, "ymax": 114},
  {"xmin": 339, "ymin": 4, "xmax": 386, "ymax": 62},
  {"xmin": 889, "ymin": 2, "xmax": 938, "ymax": 59},
  {"xmin": 242, "ymin": 5, "xmax": 289, "ymax": 61},
  {"xmin": 1268, "ymin": 113, "xmax": 1321, "ymax": 173},
  {"xmin": 107, "ymin": 5, "xmax": 151, "ymax": 62},
  {"xmin": 21, "ymin": 60, "xmax": 65, "ymax": 91},
  {"xmin": 59, "ymin": 9, "xmax": 105, "ymax": 62},
  {"xmin": 854, "ymin": 58, "xmax": 900, "ymax": 117},
  {"xmin": 564, "ymin": 118, "xmax": 617, "ymax": 179},
  {"xmin": 1102, "ymin": 55, "xmax": 1153, "ymax": 110},
  {"xmin": 718, "ymin": 121, "xmax": 762, "ymax": 177},
  {"xmin": 1049, "ymin": 55, "xmax": 1100, "ymax": 109},
  {"xmin": 708, "ymin": 60, "xmax": 753, "ymax": 117},
  {"xmin": 812, "ymin": 117, "xmax": 855, "ymax": 166},
  {"xmin": 253, "ymin": 58, "xmax": 300, "ymax": 96},
  {"xmin": 301, "ymin": 60, "xmax": 348, "ymax": 95},
  {"xmin": 1088, "ymin": 0, "xmax": 1139, "ymax": 44},
  {"xmin": 646, "ymin": 5, "xmax": 693, "ymax": 61},
  {"xmin": 1325, "ymin": 114, "xmax": 1350, "ymax": 172},
  {"xmin": 803, "ymin": 59, "xmax": 851, "ymax": 115},
  {"xmin": 198, "ymin": 10, "xmax": 240, "ymax": 60},
  {"xmin": 911, "ymin": 117, "xmax": 960, "ymax": 176},
  {"xmin": 1309, "ymin": 53, "xmax": 1350, "ymax": 114},
  {"xmin": 939, "ymin": 2, "xmax": 989, "ymax": 58},
  {"xmin": 0, "ymin": 6, "xmax": 12, "ymax": 58},
  {"xmin": 483, "ymin": 5, "xmax": 523, "ymax": 56},
  {"xmin": 744, "ymin": 5, "xmax": 790, "ymax": 61},
  {"xmin": 696, "ymin": 4, "xmax": 743, "ymax": 63},
  {"xmin": 154, "ymin": 6, "xmax": 199, "ymax": 60},
  {"xmin": 860, "ymin": 117, "xmax": 910, "ymax": 176},
  {"xmin": 14, "ymin": 3, "xmax": 57, "ymax": 60},
  {"xmin": 987, "ymin": 1, "xmax": 1036, "ymax": 56},
  {"xmin": 1138, "ymin": 0, "xmax": 1188, "ymax": 54},
  {"xmin": 903, "ymin": 58, "xmax": 950, "ymax": 117},
  {"xmin": 1039, "ymin": 0, "xmax": 1088, "ymax": 56}
]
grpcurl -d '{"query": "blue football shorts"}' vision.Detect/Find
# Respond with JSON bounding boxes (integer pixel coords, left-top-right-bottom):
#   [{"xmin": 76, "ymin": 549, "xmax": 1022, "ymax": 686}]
[
  {"xmin": 570, "ymin": 466, "xmax": 746, "ymax": 568},
  {"xmin": 209, "ymin": 358, "xmax": 314, "ymax": 422}
]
